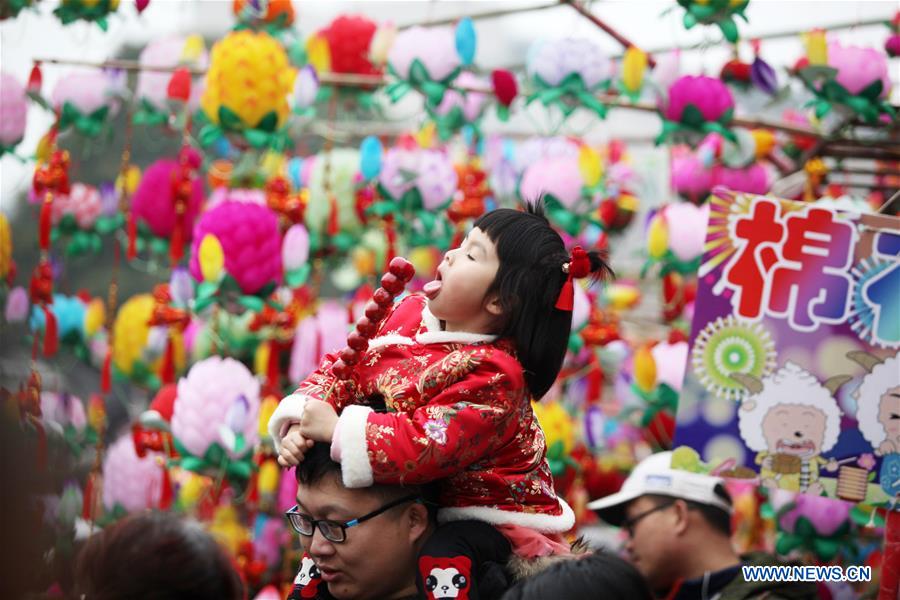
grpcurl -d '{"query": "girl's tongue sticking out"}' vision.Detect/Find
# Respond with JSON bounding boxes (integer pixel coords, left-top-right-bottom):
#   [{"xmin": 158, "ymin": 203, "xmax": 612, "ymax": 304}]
[{"xmin": 424, "ymin": 279, "xmax": 442, "ymax": 300}]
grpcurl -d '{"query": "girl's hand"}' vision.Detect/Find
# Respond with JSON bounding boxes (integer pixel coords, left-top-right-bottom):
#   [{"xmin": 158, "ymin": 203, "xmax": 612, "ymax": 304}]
[
  {"xmin": 299, "ymin": 400, "xmax": 339, "ymax": 443},
  {"xmin": 278, "ymin": 423, "xmax": 314, "ymax": 467}
]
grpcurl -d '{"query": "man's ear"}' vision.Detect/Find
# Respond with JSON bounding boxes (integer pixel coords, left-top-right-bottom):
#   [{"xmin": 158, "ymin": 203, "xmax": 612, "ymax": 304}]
[
  {"xmin": 485, "ymin": 294, "xmax": 503, "ymax": 317},
  {"xmin": 672, "ymin": 500, "xmax": 690, "ymax": 536},
  {"xmin": 407, "ymin": 501, "xmax": 430, "ymax": 545}
]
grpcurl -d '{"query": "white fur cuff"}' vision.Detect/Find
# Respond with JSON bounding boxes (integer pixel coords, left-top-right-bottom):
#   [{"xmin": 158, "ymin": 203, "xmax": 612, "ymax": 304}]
[
  {"xmin": 336, "ymin": 405, "xmax": 375, "ymax": 488},
  {"xmin": 267, "ymin": 393, "xmax": 310, "ymax": 454}
]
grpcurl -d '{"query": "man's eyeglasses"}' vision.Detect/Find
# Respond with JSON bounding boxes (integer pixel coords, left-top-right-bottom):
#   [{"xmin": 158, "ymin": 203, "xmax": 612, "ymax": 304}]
[
  {"xmin": 285, "ymin": 494, "xmax": 420, "ymax": 543},
  {"xmin": 621, "ymin": 501, "xmax": 676, "ymax": 537}
]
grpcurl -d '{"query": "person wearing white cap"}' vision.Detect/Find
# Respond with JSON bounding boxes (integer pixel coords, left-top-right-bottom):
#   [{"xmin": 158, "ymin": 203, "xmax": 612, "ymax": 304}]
[{"xmin": 588, "ymin": 452, "xmax": 817, "ymax": 600}]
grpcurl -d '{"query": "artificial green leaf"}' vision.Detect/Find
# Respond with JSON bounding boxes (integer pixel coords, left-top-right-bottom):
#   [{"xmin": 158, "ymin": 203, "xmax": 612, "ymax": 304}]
[{"xmin": 218, "ymin": 105, "xmax": 244, "ymax": 131}]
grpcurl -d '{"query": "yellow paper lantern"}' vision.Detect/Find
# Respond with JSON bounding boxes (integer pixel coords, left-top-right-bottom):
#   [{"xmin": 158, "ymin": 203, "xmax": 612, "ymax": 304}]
[
  {"xmin": 409, "ymin": 246, "xmax": 438, "ymax": 278},
  {"xmin": 617, "ymin": 192, "xmax": 639, "ymax": 212},
  {"xmin": 181, "ymin": 34, "xmax": 206, "ymax": 63},
  {"xmin": 258, "ymin": 395, "xmax": 278, "ymax": 439},
  {"xmin": 578, "ymin": 146, "xmax": 603, "ymax": 188},
  {"xmin": 254, "ymin": 342, "xmax": 270, "ymax": 378},
  {"xmin": 112, "ymin": 294, "xmax": 155, "ymax": 376},
  {"xmin": 532, "ymin": 400, "xmax": 574, "ymax": 455},
  {"xmin": 633, "ymin": 345, "xmax": 657, "ymax": 393},
  {"xmin": 802, "ymin": 30, "xmax": 827, "ymax": 66},
  {"xmin": 647, "ymin": 214, "xmax": 669, "ymax": 259},
  {"xmin": 0, "ymin": 213, "xmax": 11, "ymax": 280},
  {"xmin": 84, "ymin": 298, "xmax": 106, "ymax": 337},
  {"xmin": 306, "ymin": 34, "xmax": 332, "ymax": 73},
  {"xmin": 115, "ymin": 165, "xmax": 142, "ymax": 197},
  {"xmin": 750, "ymin": 129, "xmax": 775, "ymax": 159},
  {"xmin": 260, "ymin": 150, "xmax": 287, "ymax": 179},
  {"xmin": 198, "ymin": 234, "xmax": 225, "ymax": 283},
  {"xmin": 209, "ymin": 505, "xmax": 249, "ymax": 556},
  {"xmin": 201, "ymin": 30, "xmax": 297, "ymax": 130},
  {"xmin": 351, "ymin": 247, "xmax": 376, "ymax": 277},
  {"xmin": 258, "ymin": 460, "xmax": 280, "ymax": 496},
  {"xmin": 415, "ymin": 122, "xmax": 437, "ymax": 149},
  {"xmin": 621, "ymin": 46, "xmax": 648, "ymax": 98}
]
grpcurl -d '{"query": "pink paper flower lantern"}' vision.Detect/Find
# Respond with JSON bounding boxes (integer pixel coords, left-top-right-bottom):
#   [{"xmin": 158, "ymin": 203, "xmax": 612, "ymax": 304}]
[
  {"xmin": 664, "ymin": 75, "xmax": 734, "ymax": 123},
  {"xmin": 189, "ymin": 201, "xmax": 282, "ymax": 294},
  {"xmin": 0, "ymin": 72, "xmax": 27, "ymax": 150},
  {"xmin": 713, "ymin": 162, "xmax": 770, "ymax": 195},
  {"xmin": 828, "ymin": 42, "xmax": 891, "ymax": 97},
  {"xmin": 388, "ymin": 26, "xmax": 459, "ymax": 82},
  {"xmin": 52, "ymin": 71, "xmax": 115, "ymax": 115},
  {"xmin": 671, "ymin": 151, "xmax": 715, "ymax": 203},
  {"xmin": 132, "ymin": 156, "xmax": 205, "ymax": 238},
  {"xmin": 378, "ymin": 147, "xmax": 458, "ymax": 210},
  {"xmin": 520, "ymin": 155, "xmax": 583, "ymax": 209},
  {"xmin": 136, "ymin": 36, "xmax": 208, "ymax": 110},
  {"xmin": 102, "ymin": 434, "xmax": 165, "ymax": 512},
  {"xmin": 52, "ymin": 183, "xmax": 102, "ymax": 229}
]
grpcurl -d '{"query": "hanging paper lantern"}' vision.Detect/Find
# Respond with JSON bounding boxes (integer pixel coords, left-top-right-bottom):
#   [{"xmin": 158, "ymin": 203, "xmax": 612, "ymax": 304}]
[
  {"xmin": 671, "ymin": 149, "xmax": 715, "ymax": 203},
  {"xmin": 797, "ymin": 41, "xmax": 895, "ymax": 123},
  {"xmin": 676, "ymin": 0, "xmax": 749, "ymax": 43},
  {"xmin": 526, "ymin": 38, "xmax": 613, "ymax": 118},
  {"xmin": 29, "ymin": 294, "xmax": 86, "ymax": 345},
  {"xmin": 714, "ymin": 162, "xmax": 770, "ymax": 194},
  {"xmin": 53, "ymin": 0, "xmax": 121, "ymax": 31},
  {"xmin": 369, "ymin": 22, "xmax": 398, "ymax": 67},
  {"xmin": 112, "ymin": 293, "xmax": 156, "ymax": 379},
  {"xmin": 387, "ymin": 26, "xmax": 461, "ymax": 107},
  {"xmin": 0, "ymin": 72, "xmax": 26, "ymax": 155},
  {"xmin": 51, "ymin": 183, "xmax": 101, "ymax": 229},
  {"xmin": 292, "ymin": 65, "xmax": 318, "ymax": 115},
  {"xmin": 664, "ymin": 202, "xmax": 709, "ymax": 264},
  {"xmin": 431, "ymin": 72, "xmax": 490, "ymax": 140},
  {"xmin": 199, "ymin": 30, "xmax": 296, "ymax": 148},
  {"xmin": 770, "ymin": 492, "xmax": 854, "ymax": 561},
  {"xmin": 40, "ymin": 392, "xmax": 87, "ymax": 432},
  {"xmin": 378, "ymin": 147, "xmax": 458, "ymax": 211},
  {"xmin": 520, "ymin": 155, "xmax": 583, "ymax": 209},
  {"xmin": 658, "ymin": 75, "xmax": 735, "ymax": 144},
  {"xmin": 304, "ymin": 149, "xmax": 363, "ymax": 243},
  {"xmin": 886, "ymin": 34, "xmax": 900, "ymax": 58},
  {"xmin": 131, "ymin": 155, "xmax": 205, "ymax": 245},
  {"xmin": 171, "ymin": 356, "xmax": 260, "ymax": 481},
  {"xmin": 651, "ymin": 341, "xmax": 689, "ymax": 392},
  {"xmin": 135, "ymin": 36, "xmax": 208, "ymax": 124},
  {"xmin": 0, "ymin": 212, "xmax": 11, "ymax": 281},
  {"xmin": 189, "ymin": 201, "xmax": 282, "ymax": 295},
  {"xmin": 5, "ymin": 287, "xmax": 29, "ymax": 323},
  {"xmin": 619, "ymin": 46, "xmax": 648, "ymax": 101},
  {"xmin": 52, "ymin": 71, "xmax": 117, "ymax": 137},
  {"xmin": 232, "ymin": 0, "xmax": 294, "ymax": 28},
  {"xmin": 359, "ymin": 136, "xmax": 383, "ymax": 181},
  {"xmin": 102, "ymin": 433, "xmax": 165, "ymax": 513},
  {"xmin": 318, "ymin": 14, "xmax": 381, "ymax": 76},
  {"xmin": 719, "ymin": 57, "xmax": 752, "ymax": 86}
]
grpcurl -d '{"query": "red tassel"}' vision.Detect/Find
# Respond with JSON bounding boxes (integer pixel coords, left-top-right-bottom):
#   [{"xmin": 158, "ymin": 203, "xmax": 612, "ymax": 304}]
[
  {"xmin": 82, "ymin": 471, "xmax": 97, "ymax": 521},
  {"xmin": 586, "ymin": 362, "xmax": 604, "ymax": 404},
  {"xmin": 27, "ymin": 63, "xmax": 42, "ymax": 95},
  {"xmin": 42, "ymin": 306, "xmax": 58, "ymax": 357},
  {"xmin": 39, "ymin": 197, "xmax": 52, "ymax": 251},
  {"xmin": 159, "ymin": 464, "xmax": 173, "ymax": 510},
  {"xmin": 160, "ymin": 335, "xmax": 175, "ymax": 385},
  {"xmin": 266, "ymin": 341, "xmax": 281, "ymax": 392},
  {"xmin": 101, "ymin": 348, "xmax": 112, "ymax": 393},
  {"xmin": 555, "ymin": 246, "xmax": 590, "ymax": 311},
  {"xmin": 327, "ymin": 194, "xmax": 339, "ymax": 236},
  {"xmin": 127, "ymin": 212, "xmax": 137, "ymax": 260},
  {"xmin": 169, "ymin": 214, "xmax": 184, "ymax": 265},
  {"xmin": 555, "ymin": 280, "xmax": 574, "ymax": 311},
  {"xmin": 246, "ymin": 471, "xmax": 259, "ymax": 507}
]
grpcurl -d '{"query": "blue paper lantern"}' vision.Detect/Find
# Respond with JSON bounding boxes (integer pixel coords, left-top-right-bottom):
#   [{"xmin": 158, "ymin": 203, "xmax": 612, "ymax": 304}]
[
  {"xmin": 455, "ymin": 17, "xmax": 476, "ymax": 66},
  {"xmin": 359, "ymin": 136, "xmax": 383, "ymax": 181}
]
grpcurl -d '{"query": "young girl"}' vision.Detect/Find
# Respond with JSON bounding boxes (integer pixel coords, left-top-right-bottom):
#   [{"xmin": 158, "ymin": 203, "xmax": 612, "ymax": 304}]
[{"xmin": 270, "ymin": 202, "xmax": 611, "ymax": 599}]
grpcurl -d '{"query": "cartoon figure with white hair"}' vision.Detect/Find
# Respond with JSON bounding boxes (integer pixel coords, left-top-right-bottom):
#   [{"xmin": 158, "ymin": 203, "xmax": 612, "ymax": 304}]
[
  {"xmin": 733, "ymin": 362, "xmax": 849, "ymax": 495},
  {"xmin": 849, "ymin": 350, "xmax": 900, "ymax": 507}
]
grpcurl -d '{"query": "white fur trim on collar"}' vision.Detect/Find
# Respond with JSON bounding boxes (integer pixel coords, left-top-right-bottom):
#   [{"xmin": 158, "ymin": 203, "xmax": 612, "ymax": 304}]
[
  {"xmin": 421, "ymin": 303, "xmax": 441, "ymax": 332},
  {"xmin": 417, "ymin": 305, "xmax": 497, "ymax": 344},
  {"xmin": 437, "ymin": 498, "xmax": 575, "ymax": 533},
  {"xmin": 336, "ymin": 405, "xmax": 375, "ymax": 488},
  {"xmin": 367, "ymin": 335, "xmax": 415, "ymax": 351}
]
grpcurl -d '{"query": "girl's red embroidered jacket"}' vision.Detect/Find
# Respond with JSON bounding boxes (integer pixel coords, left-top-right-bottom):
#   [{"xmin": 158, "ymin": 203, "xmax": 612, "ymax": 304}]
[{"xmin": 269, "ymin": 294, "xmax": 574, "ymax": 533}]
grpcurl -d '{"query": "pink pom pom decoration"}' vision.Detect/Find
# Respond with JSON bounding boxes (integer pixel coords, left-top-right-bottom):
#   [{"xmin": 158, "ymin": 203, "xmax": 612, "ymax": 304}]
[
  {"xmin": 188, "ymin": 201, "xmax": 282, "ymax": 294},
  {"xmin": 0, "ymin": 72, "xmax": 27, "ymax": 148},
  {"xmin": 132, "ymin": 158, "xmax": 205, "ymax": 238}
]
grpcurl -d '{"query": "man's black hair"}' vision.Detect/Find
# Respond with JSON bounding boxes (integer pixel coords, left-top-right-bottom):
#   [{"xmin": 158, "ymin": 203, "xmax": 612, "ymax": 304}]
[{"xmin": 645, "ymin": 483, "xmax": 733, "ymax": 536}]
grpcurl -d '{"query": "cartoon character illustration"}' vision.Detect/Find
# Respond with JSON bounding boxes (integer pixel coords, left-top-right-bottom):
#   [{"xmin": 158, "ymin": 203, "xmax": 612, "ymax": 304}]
[
  {"xmin": 419, "ymin": 555, "xmax": 472, "ymax": 600},
  {"xmin": 850, "ymin": 350, "xmax": 900, "ymax": 508},
  {"xmin": 733, "ymin": 362, "xmax": 849, "ymax": 495},
  {"xmin": 291, "ymin": 554, "xmax": 322, "ymax": 599}
]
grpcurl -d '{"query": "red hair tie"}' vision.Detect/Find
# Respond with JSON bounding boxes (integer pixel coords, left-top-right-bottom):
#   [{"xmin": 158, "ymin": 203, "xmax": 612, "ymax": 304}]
[{"xmin": 555, "ymin": 246, "xmax": 591, "ymax": 311}]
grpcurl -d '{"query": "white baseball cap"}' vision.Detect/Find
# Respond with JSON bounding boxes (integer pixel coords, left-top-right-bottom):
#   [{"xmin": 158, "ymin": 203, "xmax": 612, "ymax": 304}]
[{"xmin": 587, "ymin": 451, "xmax": 733, "ymax": 526}]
